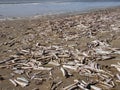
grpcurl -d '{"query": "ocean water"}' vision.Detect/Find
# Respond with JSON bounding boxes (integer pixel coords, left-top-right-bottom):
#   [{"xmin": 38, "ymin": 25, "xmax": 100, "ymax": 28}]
[
  {"xmin": 0, "ymin": 0, "xmax": 120, "ymax": 4},
  {"xmin": 0, "ymin": 0, "xmax": 120, "ymax": 18}
]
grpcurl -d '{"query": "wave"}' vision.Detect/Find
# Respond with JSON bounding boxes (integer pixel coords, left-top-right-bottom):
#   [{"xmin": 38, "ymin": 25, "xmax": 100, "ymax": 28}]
[
  {"xmin": 0, "ymin": 2, "xmax": 74, "ymax": 6},
  {"xmin": 1, "ymin": 0, "xmax": 120, "ymax": 4},
  {"xmin": 0, "ymin": 0, "xmax": 73, "ymax": 4}
]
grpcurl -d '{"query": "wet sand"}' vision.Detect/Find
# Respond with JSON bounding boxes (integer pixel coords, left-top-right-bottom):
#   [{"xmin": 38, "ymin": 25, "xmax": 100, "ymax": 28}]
[{"xmin": 0, "ymin": 7, "xmax": 120, "ymax": 90}]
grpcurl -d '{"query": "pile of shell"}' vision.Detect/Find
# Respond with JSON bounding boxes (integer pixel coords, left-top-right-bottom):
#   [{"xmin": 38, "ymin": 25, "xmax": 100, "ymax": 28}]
[
  {"xmin": 0, "ymin": 39, "xmax": 120, "ymax": 90},
  {"xmin": 0, "ymin": 7, "xmax": 120, "ymax": 90}
]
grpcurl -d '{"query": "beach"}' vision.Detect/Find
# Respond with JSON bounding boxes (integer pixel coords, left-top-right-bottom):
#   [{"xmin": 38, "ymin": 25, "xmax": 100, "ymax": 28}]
[{"xmin": 0, "ymin": 7, "xmax": 120, "ymax": 90}]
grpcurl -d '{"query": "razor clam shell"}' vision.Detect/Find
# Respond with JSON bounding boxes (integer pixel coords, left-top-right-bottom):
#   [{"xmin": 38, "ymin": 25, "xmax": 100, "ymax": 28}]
[
  {"xmin": 60, "ymin": 67, "xmax": 69, "ymax": 78},
  {"xmin": 99, "ymin": 81, "xmax": 113, "ymax": 88},
  {"xmin": 93, "ymin": 48, "xmax": 112, "ymax": 55},
  {"xmin": 111, "ymin": 48, "xmax": 120, "ymax": 54},
  {"xmin": 13, "ymin": 70, "xmax": 24, "ymax": 74},
  {"xmin": 111, "ymin": 64, "xmax": 120, "ymax": 72},
  {"xmin": 99, "ymin": 84, "xmax": 110, "ymax": 89},
  {"xmin": 58, "ymin": 54, "xmax": 70, "ymax": 58},
  {"xmin": 76, "ymin": 80, "xmax": 88, "ymax": 90},
  {"xmin": 21, "ymin": 67, "xmax": 33, "ymax": 69},
  {"xmin": 51, "ymin": 52, "xmax": 59, "ymax": 59},
  {"xmin": 77, "ymin": 84, "xmax": 89, "ymax": 90},
  {"xmin": 67, "ymin": 85, "xmax": 78, "ymax": 90},
  {"xmin": 83, "ymin": 65, "xmax": 105, "ymax": 73},
  {"xmin": 63, "ymin": 61, "xmax": 76, "ymax": 66},
  {"xmin": 51, "ymin": 81, "xmax": 62, "ymax": 90},
  {"xmin": 14, "ymin": 79, "xmax": 28, "ymax": 87},
  {"xmin": 21, "ymin": 50, "xmax": 30, "ymax": 53},
  {"xmin": 91, "ymin": 85, "xmax": 102, "ymax": 90},
  {"xmin": 48, "ymin": 61, "xmax": 60, "ymax": 66},
  {"xmin": 106, "ymin": 78, "xmax": 112, "ymax": 83},
  {"xmin": 116, "ymin": 74, "xmax": 120, "ymax": 80},
  {"xmin": 9, "ymin": 79, "xmax": 17, "ymax": 87},
  {"xmin": 62, "ymin": 65, "xmax": 78, "ymax": 71},
  {"xmin": 62, "ymin": 82, "xmax": 78, "ymax": 90},
  {"xmin": 0, "ymin": 57, "xmax": 15, "ymax": 64},
  {"xmin": 81, "ymin": 80, "xmax": 87, "ymax": 85},
  {"xmin": 33, "ymin": 67, "xmax": 52, "ymax": 71},
  {"xmin": 17, "ymin": 77, "xmax": 29, "ymax": 83},
  {"xmin": 101, "ymin": 55, "xmax": 115, "ymax": 60},
  {"xmin": 114, "ymin": 51, "xmax": 120, "ymax": 54},
  {"xmin": 111, "ymin": 81, "xmax": 115, "ymax": 87}
]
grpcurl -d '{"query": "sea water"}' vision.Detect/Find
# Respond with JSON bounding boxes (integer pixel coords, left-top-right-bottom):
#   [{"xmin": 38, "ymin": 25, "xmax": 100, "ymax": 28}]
[{"xmin": 0, "ymin": 0, "xmax": 120, "ymax": 18}]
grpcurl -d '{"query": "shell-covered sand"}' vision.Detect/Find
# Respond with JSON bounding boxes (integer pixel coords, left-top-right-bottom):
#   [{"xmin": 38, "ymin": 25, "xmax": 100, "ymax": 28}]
[{"xmin": 0, "ymin": 7, "xmax": 120, "ymax": 90}]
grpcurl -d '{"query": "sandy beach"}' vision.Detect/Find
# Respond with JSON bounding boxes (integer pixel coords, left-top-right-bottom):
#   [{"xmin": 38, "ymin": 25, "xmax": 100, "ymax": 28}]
[{"xmin": 0, "ymin": 7, "xmax": 120, "ymax": 90}]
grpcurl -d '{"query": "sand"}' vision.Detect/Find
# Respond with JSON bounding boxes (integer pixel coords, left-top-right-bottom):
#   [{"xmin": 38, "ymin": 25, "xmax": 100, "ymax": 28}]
[{"xmin": 0, "ymin": 7, "xmax": 120, "ymax": 90}]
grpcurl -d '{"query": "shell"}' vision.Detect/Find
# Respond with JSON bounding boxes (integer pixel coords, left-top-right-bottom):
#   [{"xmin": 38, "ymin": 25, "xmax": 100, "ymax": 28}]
[
  {"xmin": 62, "ymin": 82, "xmax": 78, "ymax": 90},
  {"xmin": 91, "ymin": 85, "xmax": 102, "ymax": 90},
  {"xmin": 33, "ymin": 67, "xmax": 52, "ymax": 71},
  {"xmin": 116, "ymin": 74, "xmax": 120, "ymax": 80},
  {"xmin": 60, "ymin": 67, "xmax": 69, "ymax": 78},
  {"xmin": 17, "ymin": 77, "xmax": 29, "ymax": 83},
  {"xmin": 14, "ymin": 79, "xmax": 28, "ymax": 87},
  {"xmin": 9, "ymin": 79, "xmax": 17, "ymax": 87},
  {"xmin": 13, "ymin": 70, "xmax": 24, "ymax": 74},
  {"xmin": 63, "ymin": 65, "xmax": 77, "ymax": 71}
]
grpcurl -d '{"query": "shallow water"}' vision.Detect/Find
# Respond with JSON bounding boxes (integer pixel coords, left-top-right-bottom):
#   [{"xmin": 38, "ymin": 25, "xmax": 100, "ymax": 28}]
[{"xmin": 0, "ymin": 2, "xmax": 120, "ymax": 18}]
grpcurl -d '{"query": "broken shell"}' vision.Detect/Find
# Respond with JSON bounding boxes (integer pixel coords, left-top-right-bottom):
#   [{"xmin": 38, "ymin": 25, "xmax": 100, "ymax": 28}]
[
  {"xmin": 94, "ymin": 48, "xmax": 112, "ymax": 55},
  {"xmin": 13, "ymin": 70, "xmax": 24, "ymax": 74},
  {"xmin": 116, "ymin": 74, "xmax": 120, "ymax": 80},
  {"xmin": 91, "ymin": 85, "xmax": 102, "ymax": 90},
  {"xmin": 62, "ymin": 65, "xmax": 77, "ymax": 71},
  {"xmin": 33, "ymin": 67, "xmax": 52, "ymax": 71},
  {"xmin": 99, "ymin": 81, "xmax": 113, "ymax": 88},
  {"xmin": 60, "ymin": 67, "xmax": 69, "ymax": 78},
  {"xmin": 62, "ymin": 82, "xmax": 78, "ymax": 90},
  {"xmin": 17, "ymin": 77, "xmax": 29, "ymax": 83},
  {"xmin": 9, "ymin": 79, "xmax": 17, "ymax": 87},
  {"xmin": 51, "ymin": 81, "xmax": 62, "ymax": 90},
  {"xmin": 77, "ymin": 84, "xmax": 89, "ymax": 90},
  {"xmin": 111, "ymin": 63, "xmax": 120, "ymax": 72},
  {"xmin": 48, "ymin": 61, "xmax": 60, "ymax": 66},
  {"xmin": 14, "ymin": 79, "xmax": 28, "ymax": 87},
  {"xmin": 32, "ymin": 88, "xmax": 40, "ymax": 90}
]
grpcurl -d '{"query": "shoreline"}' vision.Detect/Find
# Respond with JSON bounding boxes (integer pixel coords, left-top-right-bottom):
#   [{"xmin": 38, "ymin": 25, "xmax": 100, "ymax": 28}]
[
  {"xmin": 0, "ymin": 2, "xmax": 120, "ymax": 20},
  {"xmin": 0, "ymin": 5, "xmax": 120, "ymax": 21},
  {"xmin": 31, "ymin": 5, "xmax": 120, "ymax": 20}
]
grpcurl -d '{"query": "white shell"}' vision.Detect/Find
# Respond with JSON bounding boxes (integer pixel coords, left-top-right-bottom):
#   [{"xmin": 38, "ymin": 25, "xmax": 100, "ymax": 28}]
[
  {"xmin": 9, "ymin": 79, "xmax": 17, "ymax": 87},
  {"xmin": 14, "ymin": 79, "xmax": 28, "ymax": 87},
  {"xmin": 17, "ymin": 77, "xmax": 29, "ymax": 83},
  {"xmin": 91, "ymin": 85, "xmax": 102, "ymax": 90}
]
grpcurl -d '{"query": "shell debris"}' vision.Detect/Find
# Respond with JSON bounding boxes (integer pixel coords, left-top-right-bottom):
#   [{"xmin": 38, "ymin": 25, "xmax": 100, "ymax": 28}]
[{"xmin": 0, "ymin": 7, "xmax": 120, "ymax": 90}]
